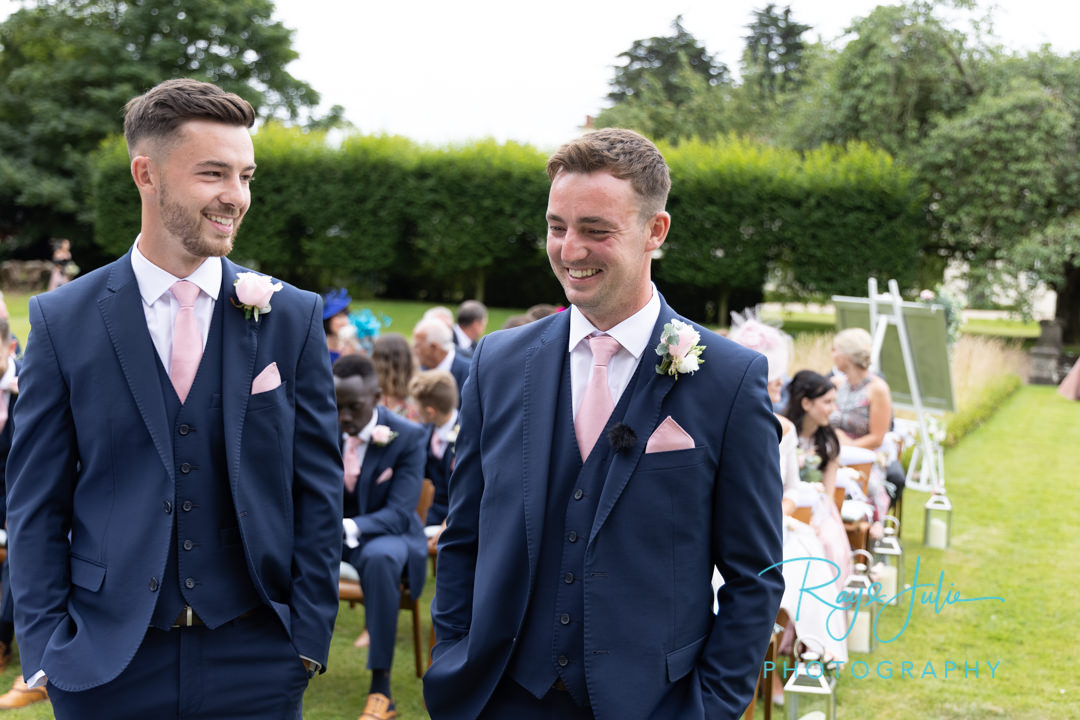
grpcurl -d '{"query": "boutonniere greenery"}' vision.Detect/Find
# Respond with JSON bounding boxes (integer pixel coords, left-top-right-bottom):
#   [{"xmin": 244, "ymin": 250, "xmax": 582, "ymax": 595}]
[
  {"xmin": 655, "ymin": 319, "xmax": 705, "ymax": 379},
  {"xmin": 371, "ymin": 424, "xmax": 398, "ymax": 446},
  {"xmin": 232, "ymin": 272, "xmax": 283, "ymax": 321}
]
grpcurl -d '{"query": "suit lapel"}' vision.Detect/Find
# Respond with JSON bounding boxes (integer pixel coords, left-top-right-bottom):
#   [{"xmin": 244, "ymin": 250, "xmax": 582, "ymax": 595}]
[
  {"xmin": 520, "ymin": 312, "xmax": 570, "ymax": 575},
  {"xmin": 220, "ymin": 258, "xmax": 259, "ymax": 490},
  {"xmin": 589, "ymin": 299, "xmax": 679, "ymax": 546},
  {"xmin": 98, "ymin": 255, "xmax": 175, "ymax": 479}
]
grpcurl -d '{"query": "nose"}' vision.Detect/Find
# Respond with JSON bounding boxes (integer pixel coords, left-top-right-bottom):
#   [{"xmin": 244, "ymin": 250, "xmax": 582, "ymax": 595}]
[
  {"xmin": 218, "ymin": 174, "xmax": 248, "ymax": 209},
  {"xmin": 559, "ymin": 228, "xmax": 588, "ymax": 264}
]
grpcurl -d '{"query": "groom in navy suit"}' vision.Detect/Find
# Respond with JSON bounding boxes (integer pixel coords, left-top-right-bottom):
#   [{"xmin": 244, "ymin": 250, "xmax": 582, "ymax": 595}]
[
  {"xmin": 424, "ymin": 128, "xmax": 784, "ymax": 719},
  {"xmin": 6, "ymin": 78, "xmax": 343, "ymax": 719}
]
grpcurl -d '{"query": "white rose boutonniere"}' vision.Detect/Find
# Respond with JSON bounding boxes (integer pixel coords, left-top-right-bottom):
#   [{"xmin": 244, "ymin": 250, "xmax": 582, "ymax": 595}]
[
  {"xmin": 655, "ymin": 319, "xmax": 706, "ymax": 379},
  {"xmin": 446, "ymin": 424, "xmax": 460, "ymax": 445},
  {"xmin": 232, "ymin": 272, "xmax": 283, "ymax": 321},
  {"xmin": 371, "ymin": 425, "xmax": 398, "ymax": 446}
]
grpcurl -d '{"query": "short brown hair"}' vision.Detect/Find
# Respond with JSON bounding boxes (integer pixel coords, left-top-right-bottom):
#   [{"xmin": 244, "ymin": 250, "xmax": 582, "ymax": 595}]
[
  {"xmin": 123, "ymin": 78, "xmax": 255, "ymax": 157},
  {"xmin": 408, "ymin": 370, "xmax": 458, "ymax": 416},
  {"xmin": 546, "ymin": 128, "xmax": 671, "ymax": 217}
]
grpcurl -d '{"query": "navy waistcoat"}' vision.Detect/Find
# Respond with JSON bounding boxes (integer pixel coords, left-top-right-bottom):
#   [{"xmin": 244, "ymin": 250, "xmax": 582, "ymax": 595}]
[
  {"xmin": 508, "ymin": 351, "xmax": 639, "ymax": 707},
  {"xmin": 149, "ymin": 297, "xmax": 261, "ymax": 629}
]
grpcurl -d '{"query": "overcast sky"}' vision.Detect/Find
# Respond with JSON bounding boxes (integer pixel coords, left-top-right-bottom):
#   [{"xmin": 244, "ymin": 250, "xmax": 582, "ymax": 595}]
[{"xmin": 2, "ymin": 0, "xmax": 1078, "ymax": 148}]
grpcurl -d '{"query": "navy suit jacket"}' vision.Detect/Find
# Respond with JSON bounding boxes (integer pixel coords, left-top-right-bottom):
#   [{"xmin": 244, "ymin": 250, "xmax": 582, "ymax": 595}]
[
  {"xmin": 424, "ymin": 296, "xmax": 785, "ymax": 720},
  {"xmin": 448, "ymin": 350, "xmax": 470, "ymax": 397},
  {"xmin": 344, "ymin": 406, "xmax": 428, "ymax": 594},
  {"xmin": 6, "ymin": 253, "xmax": 343, "ymax": 691}
]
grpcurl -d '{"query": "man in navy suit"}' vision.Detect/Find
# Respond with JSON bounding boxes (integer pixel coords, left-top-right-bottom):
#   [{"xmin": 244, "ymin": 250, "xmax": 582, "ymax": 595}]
[
  {"xmin": 6, "ymin": 78, "xmax": 343, "ymax": 719},
  {"xmin": 424, "ymin": 128, "xmax": 784, "ymax": 719},
  {"xmin": 334, "ymin": 353, "xmax": 427, "ymax": 720},
  {"xmin": 412, "ymin": 316, "xmax": 470, "ymax": 396}
]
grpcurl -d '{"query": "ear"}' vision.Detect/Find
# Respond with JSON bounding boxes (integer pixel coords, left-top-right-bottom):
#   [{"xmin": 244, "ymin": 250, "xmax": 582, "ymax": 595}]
[
  {"xmin": 131, "ymin": 155, "xmax": 157, "ymax": 194},
  {"xmin": 644, "ymin": 211, "xmax": 671, "ymax": 253},
  {"xmin": 801, "ymin": 396, "xmax": 812, "ymax": 413}
]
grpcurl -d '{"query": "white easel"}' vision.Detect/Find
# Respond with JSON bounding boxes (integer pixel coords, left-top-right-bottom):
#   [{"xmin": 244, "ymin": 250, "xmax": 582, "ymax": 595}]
[{"xmin": 866, "ymin": 279, "xmax": 945, "ymax": 493}]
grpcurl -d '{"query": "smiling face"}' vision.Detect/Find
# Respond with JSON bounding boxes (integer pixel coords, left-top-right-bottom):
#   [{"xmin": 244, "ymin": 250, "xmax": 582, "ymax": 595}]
[
  {"xmin": 133, "ymin": 119, "xmax": 255, "ymax": 276},
  {"xmin": 334, "ymin": 373, "xmax": 381, "ymax": 437},
  {"xmin": 546, "ymin": 170, "xmax": 669, "ymax": 331}
]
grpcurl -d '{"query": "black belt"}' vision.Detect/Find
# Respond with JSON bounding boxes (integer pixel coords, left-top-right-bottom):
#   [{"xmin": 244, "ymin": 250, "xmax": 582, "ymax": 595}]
[{"xmin": 170, "ymin": 606, "xmax": 257, "ymax": 628}]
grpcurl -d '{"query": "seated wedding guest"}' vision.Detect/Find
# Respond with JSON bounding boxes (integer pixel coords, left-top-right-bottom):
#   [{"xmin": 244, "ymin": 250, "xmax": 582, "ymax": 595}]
[
  {"xmin": 322, "ymin": 288, "xmax": 354, "ymax": 366},
  {"xmin": 423, "ymin": 305, "xmax": 455, "ymax": 330},
  {"xmin": 454, "ymin": 300, "xmax": 487, "ymax": 357},
  {"xmin": 829, "ymin": 328, "xmax": 900, "ymax": 520},
  {"xmin": 372, "ymin": 332, "xmax": 419, "ymax": 421},
  {"xmin": 408, "ymin": 370, "xmax": 459, "ymax": 537},
  {"xmin": 412, "ymin": 316, "xmax": 470, "ymax": 395},
  {"xmin": 783, "ymin": 370, "xmax": 852, "ymax": 587},
  {"xmin": 334, "ymin": 354, "xmax": 428, "ymax": 720},
  {"xmin": 728, "ymin": 315, "xmax": 799, "ymax": 511}
]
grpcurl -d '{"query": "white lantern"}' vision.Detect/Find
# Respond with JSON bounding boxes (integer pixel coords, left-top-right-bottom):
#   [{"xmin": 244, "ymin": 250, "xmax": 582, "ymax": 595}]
[
  {"xmin": 871, "ymin": 515, "xmax": 904, "ymax": 605},
  {"xmin": 923, "ymin": 492, "xmax": 953, "ymax": 549},
  {"xmin": 783, "ymin": 635, "xmax": 836, "ymax": 720},
  {"xmin": 843, "ymin": 549, "xmax": 876, "ymax": 654}
]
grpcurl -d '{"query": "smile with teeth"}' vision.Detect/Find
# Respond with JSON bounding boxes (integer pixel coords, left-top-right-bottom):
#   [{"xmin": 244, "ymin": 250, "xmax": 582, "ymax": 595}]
[
  {"xmin": 205, "ymin": 213, "xmax": 235, "ymax": 228},
  {"xmin": 567, "ymin": 268, "xmax": 600, "ymax": 279}
]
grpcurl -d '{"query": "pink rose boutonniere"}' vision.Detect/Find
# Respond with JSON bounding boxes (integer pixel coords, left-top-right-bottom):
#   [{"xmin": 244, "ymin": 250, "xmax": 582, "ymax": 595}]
[
  {"xmin": 233, "ymin": 272, "xmax": 283, "ymax": 321},
  {"xmin": 655, "ymin": 319, "xmax": 706, "ymax": 379},
  {"xmin": 371, "ymin": 425, "xmax": 398, "ymax": 446}
]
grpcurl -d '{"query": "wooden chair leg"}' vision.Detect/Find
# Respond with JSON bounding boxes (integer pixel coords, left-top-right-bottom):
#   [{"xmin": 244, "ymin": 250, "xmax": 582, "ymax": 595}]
[{"xmin": 410, "ymin": 597, "xmax": 424, "ymax": 678}]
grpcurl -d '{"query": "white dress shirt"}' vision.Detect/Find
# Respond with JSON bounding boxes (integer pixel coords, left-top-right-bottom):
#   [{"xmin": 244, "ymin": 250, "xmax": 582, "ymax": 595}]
[
  {"xmin": 342, "ymin": 409, "xmax": 380, "ymax": 547},
  {"xmin": 130, "ymin": 237, "xmax": 221, "ymax": 374},
  {"xmin": 568, "ymin": 286, "xmax": 661, "ymax": 416},
  {"xmin": 434, "ymin": 346, "xmax": 458, "ymax": 374}
]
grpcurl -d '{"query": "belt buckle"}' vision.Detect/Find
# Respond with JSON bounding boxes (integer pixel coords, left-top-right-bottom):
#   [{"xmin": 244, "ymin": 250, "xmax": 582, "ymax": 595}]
[{"xmin": 173, "ymin": 606, "xmax": 195, "ymax": 628}]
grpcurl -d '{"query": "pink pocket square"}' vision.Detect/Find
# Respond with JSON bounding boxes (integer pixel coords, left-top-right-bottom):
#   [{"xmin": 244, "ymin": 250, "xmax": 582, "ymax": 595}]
[
  {"xmin": 645, "ymin": 416, "xmax": 695, "ymax": 454},
  {"xmin": 251, "ymin": 362, "xmax": 281, "ymax": 394},
  {"xmin": 376, "ymin": 468, "xmax": 393, "ymax": 485}
]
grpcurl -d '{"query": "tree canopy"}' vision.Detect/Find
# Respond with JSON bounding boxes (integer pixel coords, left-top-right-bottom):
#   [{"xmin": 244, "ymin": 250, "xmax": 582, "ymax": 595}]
[{"xmin": 0, "ymin": 0, "xmax": 331, "ymax": 251}]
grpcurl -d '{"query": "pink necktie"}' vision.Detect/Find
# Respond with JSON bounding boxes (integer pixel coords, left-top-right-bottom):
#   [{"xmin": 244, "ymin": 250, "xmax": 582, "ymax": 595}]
[
  {"xmin": 169, "ymin": 280, "xmax": 202, "ymax": 403},
  {"xmin": 575, "ymin": 334, "xmax": 622, "ymax": 460},
  {"xmin": 0, "ymin": 392, "xmax": 7, "ymax": 435},
  {"xmin": 343, "ymin": 435, "xmax": 363, "ymax": 492}
]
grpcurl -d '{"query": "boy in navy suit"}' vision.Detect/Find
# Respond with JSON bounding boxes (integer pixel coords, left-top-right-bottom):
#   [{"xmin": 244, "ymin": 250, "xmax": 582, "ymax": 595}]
[
  {"xmin": 408, "ymin": 369, "xmax": 459, "ymax": 532},
  {"xmin": 334, "ymin": 354, "xmax": 427, "ymax": 720}
]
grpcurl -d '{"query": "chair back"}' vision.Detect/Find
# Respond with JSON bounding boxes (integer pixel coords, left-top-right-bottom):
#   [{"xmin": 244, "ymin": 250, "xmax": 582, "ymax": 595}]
[{"xmin": 417, "ymin": 478, "xmax": 436, "ymax": 522}]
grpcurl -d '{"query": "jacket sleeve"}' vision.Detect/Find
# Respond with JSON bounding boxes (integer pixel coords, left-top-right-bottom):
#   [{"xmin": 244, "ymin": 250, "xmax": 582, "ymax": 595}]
[
  {"xmin": 286, "ymin": 296, "xmax": 345, "ymax": 671},
  {"xmin": 699, "ymin": 353, "xmax": 786, "ymax": 717},
  {"xmin": 6, "ymin": 297, "xmax": 79, "ymax": 676},
  {"xmin": 429, "ymin": 337, "xmax": 486, "ymax": 650}
]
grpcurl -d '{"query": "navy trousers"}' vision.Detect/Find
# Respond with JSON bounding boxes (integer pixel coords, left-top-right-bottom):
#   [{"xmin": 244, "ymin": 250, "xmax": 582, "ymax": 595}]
[
  {"xmin": 345, "ymin": 534, "xmax": 409, "ymax": 670},
  {"xmin": 47, "ymin": 607, "xmax": 309, "ymax": 720}
]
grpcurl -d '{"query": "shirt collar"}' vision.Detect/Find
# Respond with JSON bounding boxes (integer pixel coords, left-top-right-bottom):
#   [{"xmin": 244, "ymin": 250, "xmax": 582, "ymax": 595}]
[
  {"xmin": 567, "ymin": 284, "xmax": 661, "ymax": 360},
  {"xmin": 357, "ymin": 408, "xmax": 380, "ymax": 443},
  {"xmin": 130, "ymin": 236, "xmax": 222, "ymax": 305},
  {"xmin": 436, "ymin": 409, "xmax": 459, "ymax": 439},
  {"xmin": 435, "ymin": 347, "xmax": 455, "ymax": 373}
]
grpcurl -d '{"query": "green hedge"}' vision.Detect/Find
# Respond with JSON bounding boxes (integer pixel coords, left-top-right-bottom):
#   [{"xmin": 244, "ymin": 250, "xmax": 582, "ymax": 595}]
[{"xmin": 89, "ymin": 130, "xmax": 925, "ymax": 310}]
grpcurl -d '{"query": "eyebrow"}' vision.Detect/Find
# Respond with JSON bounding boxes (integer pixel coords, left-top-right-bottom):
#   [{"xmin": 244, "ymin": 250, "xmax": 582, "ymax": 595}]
[
  {"xmin": 196, "ymin": 160, "xmax": 257, "ymax": 172},
  {"xmin": 546, "ymin": 212, "xmax": 611, "ymax": 225}
]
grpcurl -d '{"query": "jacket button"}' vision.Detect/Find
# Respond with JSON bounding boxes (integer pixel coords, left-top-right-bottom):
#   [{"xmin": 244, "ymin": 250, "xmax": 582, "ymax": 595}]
[
  {"xmin": 558, "ymin": 655, "xmax": 569, "ymax": 667},
  {"xmin": 182, "ymin": 539, "xmax": 194, "ymax": 551},
  {"xmin": 563, "ymin": 572, "xmax": 574, "ymax": 584},
  {"xmin": 148, "ymin": 577, "xmax": 159, "ymax": 592},
  {"xmin": 560, "ymin": 613, "xmax": 571, "ymax": 625},
  {"xmin": 573, "ymin": 489, "xmax": 584, "ymax": 500},
  {"xmin": 163, "ymin": 500, "xmax": 173, "ymax": 514},
  {"xmin": 178, "ymin": 424, "xmax": 191, "ymax": 436},
  {"xmin": 182, "ymin": 500, "xmax": 193, "ymax": 512},
  {"xmin": 567, "ymin": 531, "xmax": 578, "ymax": 543},
  {"xmin": 185, "ymin": 578, "xmax": 196, "ymax": 589},
  {"xmin": 179, "ymin": 462, "xmax": 192, "ymax": 474}
]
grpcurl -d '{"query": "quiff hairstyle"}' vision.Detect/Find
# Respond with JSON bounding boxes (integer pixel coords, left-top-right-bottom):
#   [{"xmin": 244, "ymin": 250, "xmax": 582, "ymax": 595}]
[
  {"xmin": 408, "ymin": 370, "xmax": 459, "ymax": 416},
  {"xmin": 546, "ymin": 128, "xmax": 671, "ymax": 218},
  {"xmin": 123, "ymin": 78, "xmax": 255, "ymax": 158}
]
